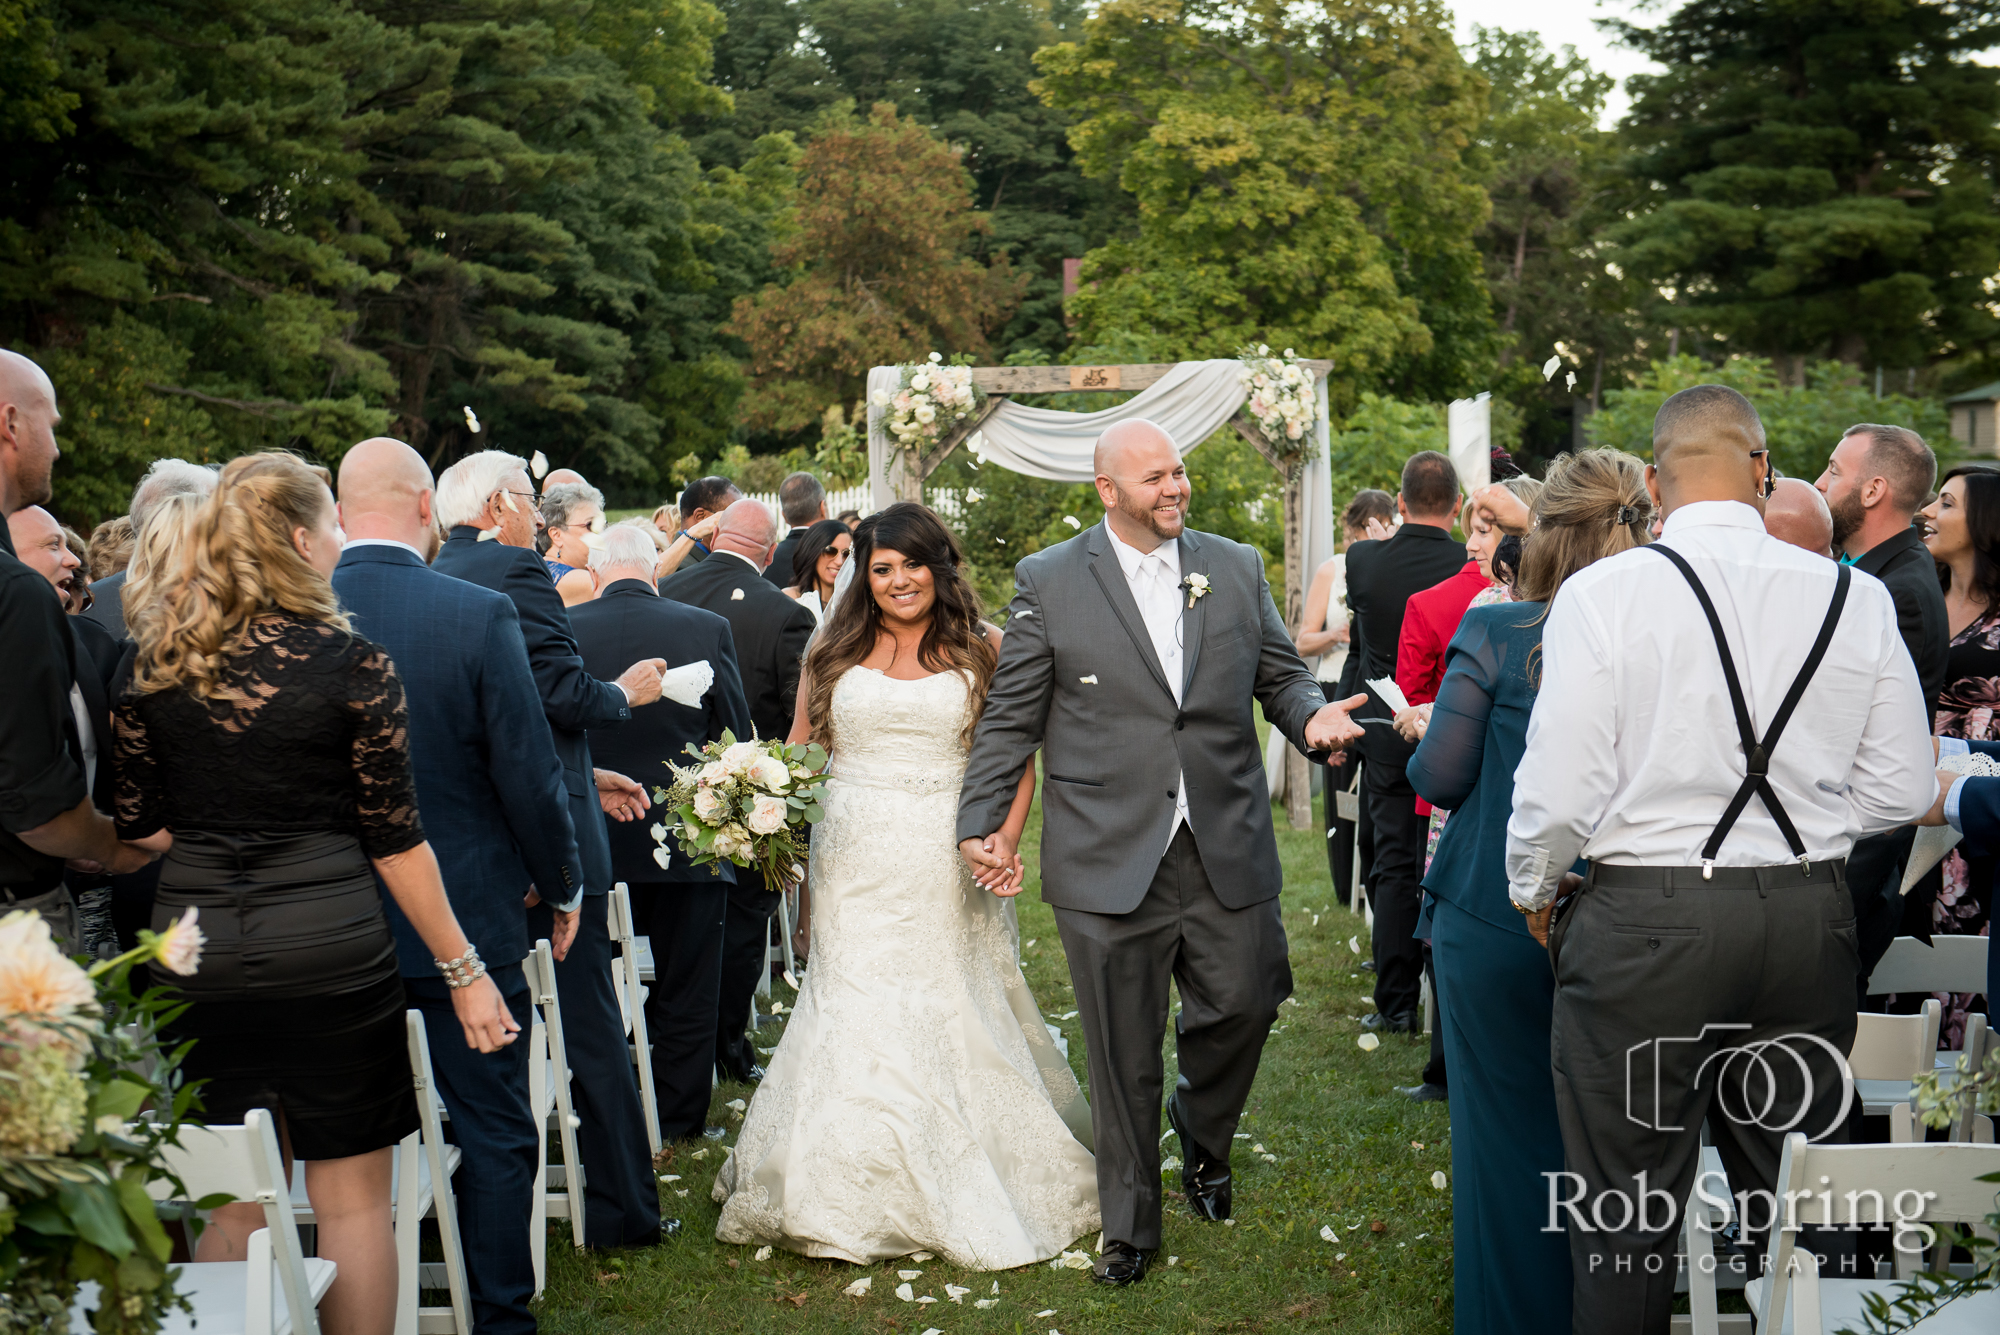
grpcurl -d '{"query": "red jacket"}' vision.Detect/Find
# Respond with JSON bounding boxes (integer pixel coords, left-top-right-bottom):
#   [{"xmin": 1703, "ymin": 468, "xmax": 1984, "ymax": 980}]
[{"xmin": 1396, "ymin": 559, "xmax": 1493, "ymax": 815}]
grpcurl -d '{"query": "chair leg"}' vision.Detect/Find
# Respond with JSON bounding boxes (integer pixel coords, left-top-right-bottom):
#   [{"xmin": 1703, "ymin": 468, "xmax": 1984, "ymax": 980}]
[{"xmin": 394, "ymin": 1132, "xmax": 420, "ymax": 1335}]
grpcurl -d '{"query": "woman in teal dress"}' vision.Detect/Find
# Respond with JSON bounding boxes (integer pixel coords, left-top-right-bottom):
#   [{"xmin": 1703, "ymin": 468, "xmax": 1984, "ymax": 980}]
[{"xmin": 1406, "ymin": 448, "xmax": 1654, "ymax": 1335}]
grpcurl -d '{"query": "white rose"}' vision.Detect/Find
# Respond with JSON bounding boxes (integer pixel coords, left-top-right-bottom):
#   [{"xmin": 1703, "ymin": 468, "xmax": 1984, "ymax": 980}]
[
  {"xmin": 750, "ymin": 754, "xmax": 791, "ymax": 791},
  {"xmin": 871, "ymin": 389, "xmax": 891, "ymax": 406},
  {"xmin": 1253, "ymin": 372, "xmax": 1270, "ymax": 389},
  {"xmin": 1286, "ymin": 420, "xmax": 1305, "ymax": 439},
  {"xmin": 698, "ymin": 760, "xmax": 727, "ymax": 785},
  {"xmin": 748, "ymin": 795, "xmax": 789, "ymax": 836},
  {"xmin": 913, "ymin": 403, "xmax": 936, "ymax": 424},
  {"xmin": 693, "ymin": 786, "xmax": 723, "ymax": 820},
  {"xmin": 1282, "ymin": 364, "xmax": 1302, "ymax": 384},
  {"xmin": 722, "ymin": 741, "xmax": 761, "ymax": 775},
  {"xmin": 911, "ymin": 372, "xmax": 931, "ymax": 392},
  {"xmin": 927, "ymin": 351, "xmax": 943, "ymax": 363}
]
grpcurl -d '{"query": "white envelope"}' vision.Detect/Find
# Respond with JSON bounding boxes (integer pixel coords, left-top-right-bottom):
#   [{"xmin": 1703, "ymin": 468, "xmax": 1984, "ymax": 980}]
[{"xmin": 1366, "ymin": 676, "xmax": 1411, "ymax": 715}]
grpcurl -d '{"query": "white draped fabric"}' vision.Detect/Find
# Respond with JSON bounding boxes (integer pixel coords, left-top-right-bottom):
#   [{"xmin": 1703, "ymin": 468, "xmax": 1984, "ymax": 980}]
[{"xmin": 864, "ymin": 359, "xmax": 1334, "ymax": 619}]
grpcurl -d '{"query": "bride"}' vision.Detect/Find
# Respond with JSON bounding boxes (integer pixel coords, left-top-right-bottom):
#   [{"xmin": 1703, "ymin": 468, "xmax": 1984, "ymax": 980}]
[{"xmin": 712, "ymin": 502, "xmax": 1099, "ymax": 1268}]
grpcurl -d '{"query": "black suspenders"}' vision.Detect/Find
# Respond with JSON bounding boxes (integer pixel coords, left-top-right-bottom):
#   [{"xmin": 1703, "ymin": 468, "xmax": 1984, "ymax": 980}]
[{"xmin": 1645, "ymin": 546, "xmax": 1852, "ymax": 878}]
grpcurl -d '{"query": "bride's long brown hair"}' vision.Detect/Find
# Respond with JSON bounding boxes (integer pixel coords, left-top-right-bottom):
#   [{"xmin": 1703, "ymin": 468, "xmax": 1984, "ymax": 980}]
[{"xmin": 804, "ymin": 502, "xmax": 996, "ymax": 750}]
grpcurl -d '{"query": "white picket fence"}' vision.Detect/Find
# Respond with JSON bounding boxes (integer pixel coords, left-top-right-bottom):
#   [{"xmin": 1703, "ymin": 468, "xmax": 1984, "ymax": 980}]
[{"xmin": 737, "ymin": 483, "xmax": 874, "ymax": 523}]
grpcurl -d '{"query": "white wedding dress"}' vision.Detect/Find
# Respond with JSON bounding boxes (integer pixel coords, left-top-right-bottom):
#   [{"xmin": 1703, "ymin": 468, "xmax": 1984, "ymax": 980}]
[{"xmin": 712, "ymin": 666, "xmax": 1099, "ymax": 1268}]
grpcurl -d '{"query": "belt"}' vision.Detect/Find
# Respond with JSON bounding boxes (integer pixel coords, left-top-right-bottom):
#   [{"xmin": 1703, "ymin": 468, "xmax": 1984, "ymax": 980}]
[
  {"xmin": 1586, "ymin": 859, "xmax": 1845, "ymax": 894},
  {"xmin": 0, "ymin": 880, "xmax": 64, "ymax": 904}
]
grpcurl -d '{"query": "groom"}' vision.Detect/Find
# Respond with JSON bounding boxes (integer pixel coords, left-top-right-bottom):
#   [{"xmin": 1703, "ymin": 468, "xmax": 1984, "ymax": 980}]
[{"xmin": 957, "ymin": 419, "xmax": 1366, "ymax": 1286}]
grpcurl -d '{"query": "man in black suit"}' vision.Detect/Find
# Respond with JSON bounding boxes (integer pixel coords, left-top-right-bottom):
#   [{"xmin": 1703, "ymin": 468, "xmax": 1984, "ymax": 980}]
[
  {"xmin": 659, "ymin": 497, "xmax": 817, "ymax": 1081},
  {"xmin": 1816, "ymin": 424, "xmax": 1951, "ymax": 981},
  {"xmin": 334, "ymin": 438, "xmax": 588, "ymax": 1331},
  {"xmin": 431, "ymin": 448, "xmax": 671, "ymax": 1250},
  {"xmin": 1342, "ymin": 451, "xmax": 1465, "ymax": 1034},
  {"xmin": 764, "ymin": 471, "xmax": 827, "ymax": 588},
  {"xmin": 571, "ymin": 525, "xmax": 755, "ymax": 1141}
]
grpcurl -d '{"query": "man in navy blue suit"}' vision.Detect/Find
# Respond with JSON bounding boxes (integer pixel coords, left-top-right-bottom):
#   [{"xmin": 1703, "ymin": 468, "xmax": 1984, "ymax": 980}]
[
  {"xmin": 570, "ymin": 524, "xmax": 754, "ymax": 1141},
  {"xmin": 332, "ymin": 438, "xmax": 591, "ymax": 1334},
  {"xmin": 431, "ymin": 449, "xmax": 669, "ymax": 1251}
]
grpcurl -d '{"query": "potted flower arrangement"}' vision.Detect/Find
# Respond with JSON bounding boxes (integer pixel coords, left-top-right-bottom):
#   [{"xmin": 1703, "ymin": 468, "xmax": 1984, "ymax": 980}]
[{"xmin": 1, "ymin": 908, "xmax": 208, "ymax": 1333}]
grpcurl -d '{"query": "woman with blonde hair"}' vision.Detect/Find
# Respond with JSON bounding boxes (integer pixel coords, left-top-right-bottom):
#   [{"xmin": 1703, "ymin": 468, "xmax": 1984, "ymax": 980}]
[
  {"xmin": 1404, "ymin": 448, "xmax": 1653, "ymax": 1335},
  {"xmin": 114, "ymin": 452, "xmax": 513, "ymax": 1335}
]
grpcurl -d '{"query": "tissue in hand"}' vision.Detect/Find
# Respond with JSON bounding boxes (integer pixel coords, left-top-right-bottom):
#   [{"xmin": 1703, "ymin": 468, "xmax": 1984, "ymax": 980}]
[
  {"xmin": 659, "ymin": 660, "xmax": 714, "ymax": 706},
  {"xmin": 1365, "ymin": 676, "xmax": 1411, "ymax": 715}
]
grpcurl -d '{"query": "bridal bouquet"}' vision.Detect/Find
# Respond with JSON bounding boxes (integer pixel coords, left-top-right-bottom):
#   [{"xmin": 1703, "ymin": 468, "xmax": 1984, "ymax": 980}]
[
  {"xmin": 873, "ymin": 352, "xmax": 987, "ymax": 459},
  {"xmin": 651, "ymin": 733, "xmax": 831, "ymax": 888},
  {"xmin": 1, "ymin": 907, "xmax": 209, "ymax": 1334},
  {"xmin": 1237, "ymin": 344, "xmax": 1318, "ymax": 446}
]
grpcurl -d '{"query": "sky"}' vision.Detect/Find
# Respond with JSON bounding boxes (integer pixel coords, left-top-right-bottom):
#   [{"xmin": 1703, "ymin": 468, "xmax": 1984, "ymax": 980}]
[{"xmin": 1448, "ymin": 0, "xmax": 1662, "ymax": 126}]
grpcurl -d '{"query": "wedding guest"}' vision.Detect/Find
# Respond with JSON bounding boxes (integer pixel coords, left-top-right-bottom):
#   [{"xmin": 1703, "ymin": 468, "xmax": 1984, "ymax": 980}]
[
  {"xmin": 835, "ymin": 508, "xmax": 861, "ymax": 529},
  {"xmin": 659, "ymin": 498, "xmax": 816, "ymax": 1084},
  {"xmin": 766, "ymin": 471, "xmax": 827, "ymax": 588},
  {"xmin": 540, "ymin": 480, "xmax": 606, "ymax": 607},
  {"xmin": 1813, "ymin": 425, "xmax": 1948, "ymax": 989},
  {"xmin": 1762, "ymin": 476, "xmax": 1835, "ymax": 558},
  {"xmin": 82, "ymin": 456, "xmax": 215, "ymax": 637},
  {"xmin": 1919, "ymin": 737, "xmax": 2000, "ymax": 1018},
  {"xmin": 651, "ymin": 502, "xmax": 678, "ymax": 534},
  {"xmin": 0, "ymin": 352, "xmax": 153, "ymax": 951},
  {"xmin": 781, "ymin": 518, "xmax": 851, "ymax": 623},
  {"xmin": 1409, "ymin": 449, "xmax": 1653, "ymax": 1335},
  {"xmin": 572, "ymin": 524, "xmax": 753, "ymax": 1140},
  {"xmin": 87, "ymin": 514, "xmax": 134, "ymax": 582},
  {"xmin": 434, "ymin": 449, "xmax": 670, "ymax": 1250},
  {"xmin": 334, "ymin": 437, "xmax": 593, "ymax": 1332},
  {"xmin": 1508, "ymin": 386, "xmax": 1933, "ymax": 1333},
  {"xmin": 118, "ymin": 451, "xmax": 515, "ymax": 1335},
  {"xmin": 1316, "ymin": 490, "xmax": 1394, "ymax": 910},
  {"xmin": 1345, "ymin": 453, "xmax": 1465, "ymax": 1033},
  {"xmin": 544, "ymin": 467, "xmax": 587, "ymax": 489},
  {"xmin": 1909, "ymin": 462, "xmax": 2000, "ymax": 1046},
  {"xmin": 653, "ymin": 476, "xmax": 742, "ymax": 578}
]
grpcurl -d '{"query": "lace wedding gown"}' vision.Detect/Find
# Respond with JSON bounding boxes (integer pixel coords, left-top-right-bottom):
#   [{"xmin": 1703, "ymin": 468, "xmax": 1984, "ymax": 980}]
[{"xmin": 712, "ymin": 667, "xmax": 1099, "ymax": 1268}]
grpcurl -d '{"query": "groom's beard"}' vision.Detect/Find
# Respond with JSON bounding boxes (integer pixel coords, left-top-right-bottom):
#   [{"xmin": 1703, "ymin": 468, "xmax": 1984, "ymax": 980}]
[{"xmin": 1114, "ymin": 488, "xmax": 1187, "ymax": 541}]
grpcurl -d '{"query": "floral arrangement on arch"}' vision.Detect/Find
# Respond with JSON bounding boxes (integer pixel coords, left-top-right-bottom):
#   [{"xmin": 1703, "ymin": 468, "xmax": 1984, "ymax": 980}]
[
  {"xmin": 1, "ymin": 907, "xmax": 209, "ymax": 1333},
  {"xmin": 874, "ymin": 352, "xmax": 988, "ymax": 463},
  {"xmin": 1237, "ymin": 344, "xmax": 1319, "ymax": 450},
  {"xmin": 652, "ymin": 734, "xmax": 831, "ymax": 889}
]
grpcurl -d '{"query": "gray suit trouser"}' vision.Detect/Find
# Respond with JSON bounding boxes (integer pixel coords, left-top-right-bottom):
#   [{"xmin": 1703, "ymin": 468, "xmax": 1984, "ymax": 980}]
[
  {"xmin": 1052, "ymin": 826, "xmax": 1292, "ymax": 1249},
  {"xmin": 1548, "ymin": 861, "xmax": 1858, "ymax": 1335}
]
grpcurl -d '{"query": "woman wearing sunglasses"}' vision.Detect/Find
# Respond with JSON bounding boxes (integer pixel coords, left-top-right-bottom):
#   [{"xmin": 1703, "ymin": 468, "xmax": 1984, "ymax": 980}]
[{"xmin": 541, "ymin": 481, "xmax": 606, "ymax": 607}]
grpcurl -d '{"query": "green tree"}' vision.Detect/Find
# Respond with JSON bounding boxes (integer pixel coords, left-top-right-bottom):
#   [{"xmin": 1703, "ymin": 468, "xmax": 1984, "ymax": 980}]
[
  {"xmin": 1607, "ymin": 0, "xmax": 2000, "ymax": 375},
  {"xmin": 1585, "ymin": 355, "xmax": 1949, "ymax": 480},
  {"xmin": 726, "ymin": 102, "xmax": 1026, "ymax": 437},
  {"xmin": 1032, "ymin": 0, "xmax": 1493, "ymax": 412}
]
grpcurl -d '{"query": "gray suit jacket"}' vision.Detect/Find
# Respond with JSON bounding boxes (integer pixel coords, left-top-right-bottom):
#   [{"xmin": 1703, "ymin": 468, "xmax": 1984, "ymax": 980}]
[{"xmin": 956, "ymin": 520, "xmax": 1330, "ymax": 914}]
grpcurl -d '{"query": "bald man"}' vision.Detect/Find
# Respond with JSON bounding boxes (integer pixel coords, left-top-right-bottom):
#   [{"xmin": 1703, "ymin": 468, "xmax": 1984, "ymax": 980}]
[
  {"xmin": 1762, "ymin": 476, "xmax": 1835, "ymax": 559},
  {"xmin": 1506, "ymin": 385, "xmax": 1934, "ymax": 1332},
  {"xmin": 0, "ymin": 351, "xmax": 153, "ymax": 950},
  {"xmin": 543, "ymin": 467, "xmax": 587, "ymax": 489},
  {"xmin": 658, "ymin": 496, "xmax": 816, "ymax": 1084},
  {"xmin": 333, "ymin": 438, "xmax": 613, "ymax": 1329},
  {"xmin": 956, "ymin": 418, "xmax": 1364, "ymax": 1286}
]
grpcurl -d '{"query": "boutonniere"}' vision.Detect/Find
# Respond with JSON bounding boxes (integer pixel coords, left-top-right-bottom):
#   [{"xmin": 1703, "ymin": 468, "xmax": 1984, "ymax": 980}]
[{"xmin": 1183, "ymin": 572, "xmax": 1211, "ymax": 609}]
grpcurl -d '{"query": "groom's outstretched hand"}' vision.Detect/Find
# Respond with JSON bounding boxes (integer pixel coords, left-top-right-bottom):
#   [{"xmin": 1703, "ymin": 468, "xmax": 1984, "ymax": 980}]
[
  {"xmin": 1304, "ymin": 693, "xmax": 1370, "ymax": 753},
  {"xmin": 959, "ymin": 833, "xmax": 1025, "ymax": 897}
]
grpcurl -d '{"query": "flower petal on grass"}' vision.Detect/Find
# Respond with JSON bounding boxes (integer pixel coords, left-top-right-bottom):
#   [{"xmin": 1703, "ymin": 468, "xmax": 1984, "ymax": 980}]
[
  {"xmin": 895, "ymin": 1283, "xmax": 915, "ymax": 1302},
  {"xmin": 1431, "ymin": 1170, "xmax": 1448, "ymax": 1189},
  {"xmin": 754, "ymin": 1246, "xmax": 772, "ymax": 1261},
  {"xmin": 1160, "ymin": 1156, "xmax": 1182, "ymax": 1173},
  {"xmin": 1349, "ymin": 935, "xmax": 1361, "ymax": 954},
  {"xmin": 898, "ymin": 1270, "xmax": 922, "ymax": 1281},
  {"xmin": 945, "ymin": 1284, "xmax": 970, "ymax": 1303},
  {"xmin": 911, "ymin": 1252, "xmax": 932, "ymax": 1262},
  {"xmin": 1357, "ymin": 1033, "xmax": 1381, "ymax": 1051},
  {"xmin": 1320, "ymin": 1225, "xmax": 1338, "ymax": 1243},
  {"xmin": 843, "ymin": 1277, "xmax": 872, "ymax": 1297},
  {"xmin": 974, "ymin": 1298, "xmax": 998, "ymax": 1308}
]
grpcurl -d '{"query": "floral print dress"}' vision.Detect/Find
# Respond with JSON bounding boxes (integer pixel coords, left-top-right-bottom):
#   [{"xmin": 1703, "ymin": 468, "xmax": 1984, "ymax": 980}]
[{"xmin": 1921, "ymin": 604, "xmax": 2000, "ymax": 1047}]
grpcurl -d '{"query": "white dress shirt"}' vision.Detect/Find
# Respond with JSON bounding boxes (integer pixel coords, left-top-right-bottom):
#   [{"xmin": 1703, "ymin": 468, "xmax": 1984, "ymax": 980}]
[
  {"xmin": 1108, "ymin": 525, "xmax": 1190, "ymax": 847},
  {"xmin": 342, "ymin": 536, "xmax": 428, "ymax": 560},
  {"xmin": 1506, "ymin": 500, "xmax": 1935, "ymax": 909}
]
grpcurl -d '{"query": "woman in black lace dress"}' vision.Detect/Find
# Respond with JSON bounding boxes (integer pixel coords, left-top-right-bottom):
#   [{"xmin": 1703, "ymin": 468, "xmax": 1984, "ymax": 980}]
[{"xmin": 116, "ymin": 452, "xmax": 515, "ymax": 1335}]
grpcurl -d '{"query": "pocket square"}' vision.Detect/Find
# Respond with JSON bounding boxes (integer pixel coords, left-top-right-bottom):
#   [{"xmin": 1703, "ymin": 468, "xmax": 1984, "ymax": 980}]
[
  {"xmin": 1079, "ymin": 675, "xmax": 1098, "ymax": 685},
  {"xmin": 659, "ymin": 659, "xmax": 714, "ymax": 706}
]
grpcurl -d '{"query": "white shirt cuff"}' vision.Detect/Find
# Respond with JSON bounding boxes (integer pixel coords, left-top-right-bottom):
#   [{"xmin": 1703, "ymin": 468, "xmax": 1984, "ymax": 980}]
[{"xmin": 1938, "ymin": 736, "xmax": 1970, "ymax": 760}]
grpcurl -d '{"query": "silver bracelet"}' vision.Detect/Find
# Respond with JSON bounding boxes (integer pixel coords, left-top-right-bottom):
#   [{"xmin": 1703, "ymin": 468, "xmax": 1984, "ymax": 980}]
[{"xmin": 435, "ymin": 944, "xmax": 486, "ymax": 989}]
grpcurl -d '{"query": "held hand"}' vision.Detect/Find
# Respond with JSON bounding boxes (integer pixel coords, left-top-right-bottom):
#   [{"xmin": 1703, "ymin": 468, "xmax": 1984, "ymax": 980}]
[
  {"xmin": 1304, "ymin": 694, "xmax": 1370, "ymax": 752},
  {"xmin": 616, "ymin": 659, "xmax": 668, "ymax": 708},
  {"xmin": 1919, "ymin": 768, "xmax": 1956, "ymax": 827},
  {"xmin": 1392, "ymin": 703, "xmax": 1432, "ymax": 744},
  {"xmin": 451, "ymin": 974, "xmax": 521, "ymax": 1053},
  {"xmin": 959, "ymin": 835, "xmax": 1013, "ymax": 894},
  {"xmin": 594, "ymin": 768, "xmax": 649, "ymax": 821},
  {"xmin": 550, "ymin": 907, "xmax": 580, "ymax": 961}
]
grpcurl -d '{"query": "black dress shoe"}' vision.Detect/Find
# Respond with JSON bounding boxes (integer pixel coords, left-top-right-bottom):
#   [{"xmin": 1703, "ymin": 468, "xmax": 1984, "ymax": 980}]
[
  {"xmin": 1361, "ymin": 959, "xmax": 1377, "ymax": 971},
  {"xmin": 1397, "ymin": 1082, "xmax": 1448, "ymax": 1103},
  {"xmin": 1164, "ymin": 1092, "xmax": 1232, "ymax": 1223},
  {"xmin": 1091, "ymin": 1240, "xmax": 1152, "ymax": 1286},
  {"xmin": 674, "ymin": 1126, "xmax": 728, "ymax": 1144},
  {"xmin": 718, "ymin": 1064, "xmax": 765, "ymax": 1084},
  {"xmin": 598, "ymin": 1219, "xmax": 681, "ymax": 1250},
  {"xmin": 1359, "ymin": 1010, "xmax": 1419, "ymax": 1034}
]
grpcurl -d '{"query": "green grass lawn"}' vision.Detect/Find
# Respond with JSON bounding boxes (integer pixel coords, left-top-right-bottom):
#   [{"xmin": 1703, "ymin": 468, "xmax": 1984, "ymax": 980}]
[{"xmin": 537, "ymin": 767, "xmax": 1456, "ymax": 1333}]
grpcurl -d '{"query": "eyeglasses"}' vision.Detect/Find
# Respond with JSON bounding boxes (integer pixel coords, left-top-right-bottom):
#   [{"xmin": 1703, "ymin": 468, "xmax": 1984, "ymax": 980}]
[{"xmin": 502, "ymin": 488, "xmax": 542, "ymax": 506}]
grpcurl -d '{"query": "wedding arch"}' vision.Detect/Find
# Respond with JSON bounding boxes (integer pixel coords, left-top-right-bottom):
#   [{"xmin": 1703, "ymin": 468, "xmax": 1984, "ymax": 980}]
[{"xmin": 865, "ymin": 356, "xmax": 1335, "ymax": 826}]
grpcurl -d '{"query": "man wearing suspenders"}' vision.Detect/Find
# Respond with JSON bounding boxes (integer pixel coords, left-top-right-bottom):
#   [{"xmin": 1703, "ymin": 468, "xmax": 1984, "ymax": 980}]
[{"xmin": 1506, "ymin": 386, "xmax": 1936, "ymax": 1334}]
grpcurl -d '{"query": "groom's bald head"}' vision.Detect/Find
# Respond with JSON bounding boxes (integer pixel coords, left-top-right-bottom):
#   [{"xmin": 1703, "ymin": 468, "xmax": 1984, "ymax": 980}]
[{"xmin": 1094, "ymin": 419, "xmax": 1189, "ymax": 548}]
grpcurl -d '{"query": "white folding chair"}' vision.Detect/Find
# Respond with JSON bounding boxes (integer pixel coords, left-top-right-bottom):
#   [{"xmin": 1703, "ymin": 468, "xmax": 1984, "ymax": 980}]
[
  {"xmin": 1744, "ymin": 1135, "xmax": 2000, "ymax": 1334},
  {"xmin": 525, "ymin": 938, "xmax": 587, "ymax": 1290},
  {"xmin": 74, "ymin": 1109, "xmax": 337, "ymax": 1335},
  {"xmin": 1866, "ymin": 935, "xmax": 1991, "ymax": 998},
  {"xmin": 608, "ymin": 883, "xmax": 662, "ymax": 1154},
  {"xmin": 281, "ymin": 1015, "xmax": 472, "ymax": 1335},
  {"xmin": 1674, "ymin": 1140, "xmax": 1754, "ymax": 1335},
  {"xmin": 1851, "ymin": 1002, "xmax": 1943, "ymax": 1115}
]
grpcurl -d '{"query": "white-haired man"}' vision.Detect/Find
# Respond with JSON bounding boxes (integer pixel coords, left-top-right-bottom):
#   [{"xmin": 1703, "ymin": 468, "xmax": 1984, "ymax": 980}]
[
  {"xmin": 433, "ymin": 448, "xmax": 673, "ymax": 1248},
  {"xmin": 83, "ymin": 456, "xmax": 216, "ymax": 637}
]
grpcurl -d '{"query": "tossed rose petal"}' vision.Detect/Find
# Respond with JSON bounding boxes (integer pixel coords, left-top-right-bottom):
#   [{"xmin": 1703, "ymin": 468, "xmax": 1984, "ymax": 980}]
[
  {"xmin": 1357, "ymin": 1033, "xmax": 1381, "ymax": 1051},
  {"xmin": 895, "ymin": 1283, "xmax": 915, "ymax": 1302},
  {"xmin": 754, "ymin": 1245, "xmax": 772, "ymax": 1261},
  {"xmin": 1432, "ymin": 1170, "xmax": 1448, "ymax": 1189},
  {"xmin": 898, "ymin": 1270, "xmax": 922, "ymax": 1281},
  {"xmin": 843, "ymin": 1277, "xmax": 872, "ymax": 1297},
  {"xmin": 1320, "ymin": 1224, "xmax": 1338, "ymax": 1243},
  {"xmin": 652, "ymin": 847, "xmax": 673, "ymax": 870}
]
